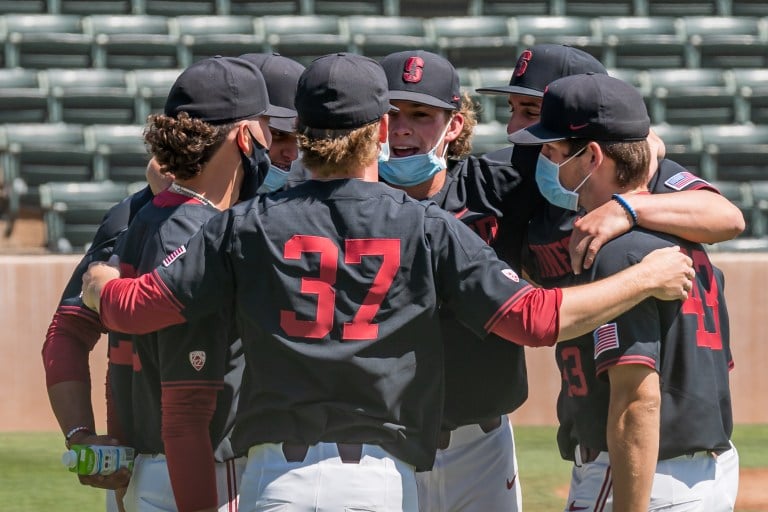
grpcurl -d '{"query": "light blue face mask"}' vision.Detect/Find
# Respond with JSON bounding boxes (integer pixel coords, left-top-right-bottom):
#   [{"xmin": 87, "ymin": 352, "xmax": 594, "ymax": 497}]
[
  {"xmin": 535, "ymin": 146, "xmax": 591, "ymax": 211},
  {"xmin": 378, "ymin": 122, "xmax": 451, "ymax": 187},
  {"xmin": 256, "ymin": 165, "xmax": 290, "ymax": 194}
]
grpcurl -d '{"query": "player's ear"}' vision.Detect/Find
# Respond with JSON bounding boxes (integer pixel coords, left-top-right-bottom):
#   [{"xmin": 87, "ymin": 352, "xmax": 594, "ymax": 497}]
[
  {"xmin": 445, "ymin": 112, "xmax": 464, "ymax": 143},
  {"xmin": 586, "ymin": 141, "xmax": 604, "ymax": 169},
  {"xmin": 235, "ymin": 123, "xmax": 251, "ymax": 154},
  {"xmin": 378, "ymin": 115, "xmax": 389, "ymax": 143}
]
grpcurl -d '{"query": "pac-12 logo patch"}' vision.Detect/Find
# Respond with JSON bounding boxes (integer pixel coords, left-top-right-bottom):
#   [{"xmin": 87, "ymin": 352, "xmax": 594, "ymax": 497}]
[
  {"xmin": 501, "ymin": 268, "xmax": 520, "ymax": 282},
  {"xmin": 189, "ymin": 351, "xmax": 206, "ymax": 371},
  {"xmin": 162, "ymin": 245, "xmax": 186, "ymax": 267}
]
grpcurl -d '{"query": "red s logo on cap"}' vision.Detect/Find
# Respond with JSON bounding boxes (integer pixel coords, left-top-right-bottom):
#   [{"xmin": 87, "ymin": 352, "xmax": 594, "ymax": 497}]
[
  {"xmin": 403, "ymin": 57, "xmax": 424, "ymax": 83},
  {"xmin": 515, "ymin": 50, "xmax": 532, "ymax": 77}
]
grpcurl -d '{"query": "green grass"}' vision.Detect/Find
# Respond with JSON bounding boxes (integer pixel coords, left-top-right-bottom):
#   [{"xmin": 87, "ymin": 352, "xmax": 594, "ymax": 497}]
[{"xmin": 1, "ymin": 426, "xmax": 766, "ymax": 512}]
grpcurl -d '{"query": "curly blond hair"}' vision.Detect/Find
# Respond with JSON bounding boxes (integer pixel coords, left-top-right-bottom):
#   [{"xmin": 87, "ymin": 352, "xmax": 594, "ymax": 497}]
[
  {"xmin": 447, "ymin": 91, "xmax": 479, "ymax": 159},
  {"xmin": 297, "ymin": 122, "xmax": 381, "ymax": 178}
]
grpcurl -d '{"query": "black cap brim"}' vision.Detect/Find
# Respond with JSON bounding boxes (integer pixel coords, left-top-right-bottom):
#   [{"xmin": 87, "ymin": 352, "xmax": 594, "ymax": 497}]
[
  {"xmin": 389, "ymin": 90, "xmax": 457, "ymax": 110},
  {"xmin": 269, "ymin": 116, "xmax": 297, "ymax": 133},
  {"xmin": 264, "ymin": 104, "xmax": 296, "ymax": 119},
  {"xmin": 507, "ymin": 122, "xmax": 567, "ymax": 145},
  {"xmin": 475, "ymin": 85, "xmax": 545, "ymax": 98}
]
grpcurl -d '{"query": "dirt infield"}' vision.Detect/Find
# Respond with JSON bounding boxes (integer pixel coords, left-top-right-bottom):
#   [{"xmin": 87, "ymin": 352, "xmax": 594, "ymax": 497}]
[{"xmin": 554, "ymin": 467, "xmax": 768, "ymax": 510}]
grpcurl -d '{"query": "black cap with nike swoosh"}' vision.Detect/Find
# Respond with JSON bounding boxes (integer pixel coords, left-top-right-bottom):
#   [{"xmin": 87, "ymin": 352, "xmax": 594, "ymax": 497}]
[{"xmin": 507, "ymin": 72, "xmax": 650, "ymax": 145}]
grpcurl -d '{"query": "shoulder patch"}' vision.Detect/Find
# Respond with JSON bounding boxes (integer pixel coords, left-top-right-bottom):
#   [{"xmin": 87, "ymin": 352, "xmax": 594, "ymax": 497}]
[
  {"xmin": 594, "ymin": 323, "xmax": 620, "ymax": 358},
  {"xmin": 664, "ymin": 171, "xmax": 706, "ymax": 191},
  {"xmin": 162, "ymin": 245, "xmax": 186, "ymax": 267},
  {"xmin": 189, "ymin": 350, "xmax": 206, "ymax": 371},
  {"xmin": 501, "ymin": 268, "xmax": 520, "ymax": 282}
]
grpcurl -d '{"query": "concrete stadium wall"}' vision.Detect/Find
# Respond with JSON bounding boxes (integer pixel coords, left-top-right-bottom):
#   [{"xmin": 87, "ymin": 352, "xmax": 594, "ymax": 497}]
[{"xmin": 1, "ymin": 253, "xmax": 766, "ymax": 433}]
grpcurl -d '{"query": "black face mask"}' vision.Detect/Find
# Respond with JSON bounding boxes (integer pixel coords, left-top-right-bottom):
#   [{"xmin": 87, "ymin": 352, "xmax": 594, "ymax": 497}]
[{"xmin": 238, "ymin": 129, "xmax": 272, "ymax": 202}]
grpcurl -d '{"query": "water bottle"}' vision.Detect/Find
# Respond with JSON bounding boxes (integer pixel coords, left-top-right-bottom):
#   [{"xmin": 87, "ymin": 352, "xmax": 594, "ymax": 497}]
[{"xmin": 61, "ymin": 444, "xmax": 135, "ymax": 476}]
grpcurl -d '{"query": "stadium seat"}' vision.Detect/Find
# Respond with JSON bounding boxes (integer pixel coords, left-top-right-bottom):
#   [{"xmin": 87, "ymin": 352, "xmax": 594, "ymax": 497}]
[
  {"xmin": 0, "ymin": 68, "xmax": 48, "ymax": 123},
  {"xmin": 749, "ymin": 180, "xmax": 768, "ymax": 238},
  {"xmin": 597, "ymin": 16, "xmax": 687, "ymax": 69},
  {"xmin": 646, "ymin": 0, "xmax": 725, "ymax": 16},
  {"xmin": 226, "ymin": 0, "xmax": 303, "ymax": 15},
  {"xmin": 732, "ymin": 68, "xmax": 768, "ymax": 124},
  {"xmin": 709, "ymin": 236, "xmax": 768, "ymax": 251},
  {"xmin": 473, "ymin": 67, "xmax": 516, "ymax": 124},
  {"xmin": 130, "ymin": 68, "xmax": 182, "ymax": 121},
  {"xmin": 564, "ymin": 0, "xmax": 637, "ymax": 16},
  {"xmin": 57, "ymin": 0, "xmax": 135, "ymax": 14},
  {"xmin": 262, "ymin": 15, "xmax": 350, "ymax": 66},
  {"xmin": 85, "ymin": 14, "xmax": 179, "ymax": 69},
  {"xmin": 87, "ymin": 124, "xmax": 149, "ymax": 183},
  {"xmin": 730, "ymin": 0, "xmax": 768, "ymax": 16},
  {"xmin": 44, "ymin": 68, "xmax": 136, "ymax": 125},
  {"xmin": 0, "ymin": 1, "xmax": 47, "ymax": 14},
  {"xmin": 647, "ymin": 69, "xmax": 737, "ymax": 125},
  {"xmin": 682, "ymin": 16, "xmax": 768, "ymax": 69},
  {"xmin": 427, "ymin": 16, "xmax": 517, "ymax": 68},
  {"xmin": 470, "ymin": 122, "xmax": 509, "ymax": 155},
  {"xmin": 310, "ymin": 0, "xmax": 398, "ymax": 15},
  {"xmin": 515, "ymin": 16, "xmax": 600, "ymax": 57},
  {"xmin": 2, "ymin": 14, "xmax": 92, "ymax": 69},
  {"xmin": 347, "ymin": 16, "xmax": 435, "ymax": 59},
  {"xmin": 470, "ymin": 0, "xmax": 561, "ymax": 16},
  {"xmin": 1, "ymin": 123, "xmax": 93, "ymax": 235},
  {"xmin": 139, "ymin": 0, "xmax": 219, "ymax": 15},
  {"xmin": 174, "ymin": 15, "xmax": 265, "ymax": 67},
  {"xmin": 39, "ymin": 180, "xmax": 132, "ymax": 253},
  {"xmin": 400, "ymin": 0, "xmax": 472, "ymax": 17},
  {"xmin": 699, "ymin": 124, "xmax": 768, "ymax": 182},
  {"xmin": 650, "ymin": 123, "xmax": 704, "ymax": 175}
]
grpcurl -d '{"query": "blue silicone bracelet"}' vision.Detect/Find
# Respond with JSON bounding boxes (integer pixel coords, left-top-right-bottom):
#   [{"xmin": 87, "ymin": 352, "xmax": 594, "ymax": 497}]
[{"xmin": 611, "ymin": 193, "xmax": 638, "ymax": 227}]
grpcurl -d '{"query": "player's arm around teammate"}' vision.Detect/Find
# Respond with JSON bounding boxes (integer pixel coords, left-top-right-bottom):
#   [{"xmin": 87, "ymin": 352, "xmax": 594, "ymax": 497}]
[{"xmin": 476, "ymin": 44, "xmax": 745, "ymax": 278}]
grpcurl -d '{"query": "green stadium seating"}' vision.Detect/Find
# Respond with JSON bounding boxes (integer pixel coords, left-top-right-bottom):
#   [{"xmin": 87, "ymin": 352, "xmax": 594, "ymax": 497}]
[
  {"xmin": 262, "ymin": 15, "xmax": 350, "ymax": 66},
  {"xmin": 44, "ymin": 68, "xmax": 136, "ymax": 124},
  {"xmin": 227, "ymin": 0, "xmax": 303, "ymax": 15},
  {"xmin": 470, "ymin": 121, "xmax": 508, "ymax": 155},
  {"xmin": 733, "ymin": 68, "xmax": 768, "ymax": 124},
  {"xmin": 515, "ymin": 15, "xmax": 599, "ymax": 56},
  {"xmin": 682, "ymin": 16, "xmax": 768, "ymax": 69},
  {"xmin": 129, "ymin": 68, "xmax": 182, "ymax": 121},
  {"xmin": 87, "ymin": 124, "xmax": 148, "ymax": 183},
  {"xmin": 2, "ymin": 14, "xmax": 92, "ymax": 68},
  {"xmin": 85, "ymin": 14, "xmax": 179, "ymax": 69},
  {"xmin": 174, "ymin": 15, "xmax": 265, "ymax": 67},
  {"xmin": 699, "ymin": 124, "xmax": 768, "ymax": 182},
  {"xmin": 650, "ymin": 123, "xmax": 704, "ymax": 176},
  {"xmin": 597, "ymin": 16, "xmax": 687, "ymax": 69},
  {"xmin": 139, "ymin": 0, "xmax": 219, "ymax": 15},
  {"xmin": 0, "ymin": 68, "xmax": 48, "ymax": 123},
  {"xmin": 647, "ymin": 68, "xmax": 737, "ymax": 125},
  {"xmin": 347, "ymin": 16, "xmax": 435, "ymax": 59},
  {"xmin": 428, "ymin": 16, "xmax": 517, "ymax": 68}
]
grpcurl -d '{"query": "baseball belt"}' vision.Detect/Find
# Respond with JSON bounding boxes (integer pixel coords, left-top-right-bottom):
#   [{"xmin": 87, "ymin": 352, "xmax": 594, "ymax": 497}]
[
  {"xmin": 436, "ymin": 416, "xmax": 503, "ymax": 450},
  {"xmin": 281, "ymin": 442, "xmax": 363, "ymax": 464}
]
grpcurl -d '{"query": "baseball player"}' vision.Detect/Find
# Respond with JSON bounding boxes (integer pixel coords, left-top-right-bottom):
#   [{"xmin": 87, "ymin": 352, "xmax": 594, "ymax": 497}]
[
  {"xmin": 81, "ymin": 53, "xmax": 694, "ymax": 512},
  {"xmin": 238, "ymin": 52, "xmax": 305, "ymax": 194},
  {"xmin": 509, "ymin": 72, "xmax": 738, "ymax": 512},
  {"xmin": 112, "ymin": 56, "xmax": 292, "ymax": 512},
  {"xmin": 475, "ymin": 44, "xmax": 745, "ymax": 281},
  {"xmin": 378, "ymin": 49, "xmax": 527, "ymax": 512},
  {"xmin": 42, "ymin": 159, "xmax": 171, "ymax": 510}
]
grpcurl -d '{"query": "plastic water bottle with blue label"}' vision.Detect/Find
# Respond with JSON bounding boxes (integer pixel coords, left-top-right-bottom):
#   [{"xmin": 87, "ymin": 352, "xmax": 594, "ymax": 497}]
[{"xmin": 61, "ymin": 445, "xmax": 134, "ymax": 476}]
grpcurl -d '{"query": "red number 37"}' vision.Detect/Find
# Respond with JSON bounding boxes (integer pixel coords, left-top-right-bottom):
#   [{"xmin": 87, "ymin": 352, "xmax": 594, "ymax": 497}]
[{"xmin": 279, "ymin": 235, "xmax": 401, "ymax": 341}]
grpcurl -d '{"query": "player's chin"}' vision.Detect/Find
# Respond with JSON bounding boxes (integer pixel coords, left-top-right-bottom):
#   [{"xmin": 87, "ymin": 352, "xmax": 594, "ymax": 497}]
[{"xmin": 273, "ymin": 162, "xmax": 291, "ymax": 171}]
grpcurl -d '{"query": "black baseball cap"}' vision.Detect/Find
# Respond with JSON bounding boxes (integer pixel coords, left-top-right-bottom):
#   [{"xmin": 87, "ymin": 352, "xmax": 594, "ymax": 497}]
[
  {"xmin": 476, "ymin": 44, "xmax": 607, "ymax": 98},
  {"xmin": 508, "ymin": 73, "xmax": 650, "ymax": 145},
  {"xmin": 381, "ymin": 50, "xmax": 461, "ymax": 110},
  {"xmin": 164, "ymin": 56, "xmax": 294, "ymax": 125},
  {"xmin": 238, "ymin": 52, "xmax": 305, "ymax": 133},
  {"xmin": 295, "ymin": 53, "xmax": 397, "ymax": 131}
]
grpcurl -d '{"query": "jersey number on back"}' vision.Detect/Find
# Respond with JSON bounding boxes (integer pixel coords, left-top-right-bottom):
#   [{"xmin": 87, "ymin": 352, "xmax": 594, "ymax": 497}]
[
  {"xmin": 680, "ymin": 247, "xmax": 723, "ymax": 350},
  {"xmin": 279, "ymin": 235, "xmax": 401, "ymax": 341}
]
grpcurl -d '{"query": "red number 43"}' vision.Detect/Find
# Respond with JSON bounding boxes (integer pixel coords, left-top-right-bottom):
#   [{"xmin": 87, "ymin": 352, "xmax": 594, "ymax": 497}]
[{"xmin": 279, "ymin": 235, "xmax": 401, "ymax": 341}]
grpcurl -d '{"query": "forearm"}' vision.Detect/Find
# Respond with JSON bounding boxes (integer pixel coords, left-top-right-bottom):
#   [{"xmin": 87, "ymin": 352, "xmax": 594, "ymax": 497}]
[
  {"xmin": 629, "ymin": 191, "xmax": 744, "ymax": 243},
  {"xmin": 99, "ymin": 273, "xmax": 186, "ymax": 334},
  {"xmin": 607, "ymin": 367, "xmax": 660, "ymax": 512},
  {"xmin": 47, "ymin": 381, "xmax": 96, "ymax": 436},
  {"xmin": 557, "ymin": 267, "xmax": 650, "ymax": 341}
]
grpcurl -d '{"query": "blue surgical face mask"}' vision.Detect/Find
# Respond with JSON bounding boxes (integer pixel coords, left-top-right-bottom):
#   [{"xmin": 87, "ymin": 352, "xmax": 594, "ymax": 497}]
[
  {"xmin": 256, "ymin": 165, "xmax": 290, "ymax": 194},
  {"xmin": 378, "ymin": 121, "xmax": 451, "ymax": 187},
  {"xmin": 535, "ymin": 146, "xmax": 591, "ymax": 211}
]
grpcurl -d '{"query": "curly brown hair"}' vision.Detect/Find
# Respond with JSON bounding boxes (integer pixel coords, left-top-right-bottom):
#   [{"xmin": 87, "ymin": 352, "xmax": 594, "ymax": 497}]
[
  {"xmin": 447, "ymin": 91, "xmax": 478, "ymax": 159},
  {"xmin": 144, "ymin": 112, "xmax": 235, "ymax": 180},
  {"xmin": 297, "ymin": 121, "xmax": 381, "ymax": 178}
]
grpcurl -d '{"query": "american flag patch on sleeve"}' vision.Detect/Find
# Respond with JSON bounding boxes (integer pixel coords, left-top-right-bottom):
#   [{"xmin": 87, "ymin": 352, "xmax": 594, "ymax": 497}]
[
  {"xmin": 594, "ymin": 323, "xmax": 620, "ymax": 358},
  {"xmin": 664, "ymin": 171, "xmax": 705, "ymax": 191},
  {"xmin": 162, "ymin": 245, "xmax": 186, "ymax": 267}
]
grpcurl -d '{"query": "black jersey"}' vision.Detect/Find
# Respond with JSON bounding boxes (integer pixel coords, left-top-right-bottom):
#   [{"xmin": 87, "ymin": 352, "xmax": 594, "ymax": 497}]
[
  {"xmin": 112, "ymin": 190, "xmax": 244, "ymax": 460},
  {"xmin": 555, "ymin": 229, "xmax": 733, "ymax": 461},
  {"xmin": 145, "ymin": 179, "xmax": 548, "ymax": 471},
  {"xmin": 523, "ymin": 159, "xmax": 719, "ymax": 288},
  {"xmin": 431, "ymin": 156, "xmax": 531, "ymax": 428}
]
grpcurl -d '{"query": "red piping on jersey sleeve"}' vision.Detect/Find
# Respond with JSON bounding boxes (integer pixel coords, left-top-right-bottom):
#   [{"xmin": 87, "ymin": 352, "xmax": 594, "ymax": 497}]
[
  {"xmin": 596, "ymin": 354, "xmax": 657, "ymax": 377},
  {"xmin": 487, "ymin": 287, "xmax": 562, "ymax": 347},
  {"xmin": 161, "ymin": 386, "xmax": 219, "ymax": 512},
  {"xmin": 42, "ymin": 306, "xmax": 104, "ymax": 387},
  {"xmin": 104, "ymin": 368, "xmax": 129, "ymax": 445},
  {"xmin": 99, "ymin": 271, "xmax": 186, "ymax": 335}
]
